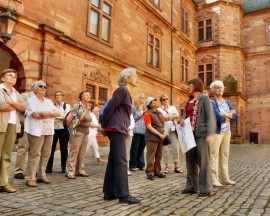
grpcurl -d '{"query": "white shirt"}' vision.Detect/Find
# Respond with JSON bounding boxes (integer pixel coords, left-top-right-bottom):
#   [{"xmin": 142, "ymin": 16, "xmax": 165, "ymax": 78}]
[
  {"xmin": 54, "ymin": 102, "xmax": 71, "ymax": 130},
  {"xmin": 128, "ymin": 115, "xmax": 135, "ymax": 137},
  {"xmin": 158, "ymin": 105, "xmax": 179, "ymax": 131},
  {"xmin": 24, "ymin": 94, "xmax": 56, "ymax": 136},
  {"xmin": 89, "ymin": 113, "xmax": 99, "ymax": 136},
  {"xmin": 0, "ymin": 83, "xmax": 18, "ymax": 124}
]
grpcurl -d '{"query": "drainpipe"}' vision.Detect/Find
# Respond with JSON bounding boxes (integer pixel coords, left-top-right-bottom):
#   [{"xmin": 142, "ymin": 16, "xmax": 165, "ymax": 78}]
[{"xmin": 170, "ymin": 0, "xmax": 174, "ymax": 104}]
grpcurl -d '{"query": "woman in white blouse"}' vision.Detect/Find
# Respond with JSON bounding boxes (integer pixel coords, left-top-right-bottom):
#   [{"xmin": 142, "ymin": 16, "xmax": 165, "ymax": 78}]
[
  {"xmin": 86, "ymin": 104, "xmax": 104, "ymax": 164},
  {"xmin": 24, "ymin": 80, "xmax": 60, "ymax": 187}
]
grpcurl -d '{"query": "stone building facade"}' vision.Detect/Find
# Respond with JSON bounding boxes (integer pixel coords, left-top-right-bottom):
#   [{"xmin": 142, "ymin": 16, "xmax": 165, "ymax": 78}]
[{"xmin": 0, "ymin": 0, "xmax": 269, "ymax": 143}]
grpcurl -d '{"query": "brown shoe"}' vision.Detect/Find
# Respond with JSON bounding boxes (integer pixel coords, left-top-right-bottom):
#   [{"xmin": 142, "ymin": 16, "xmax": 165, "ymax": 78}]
[
  {"xmin": 1, "ymin": 185, "xmax": 17, "ymax": 193},
  {"xmin": 26, "ymin": 180, "xmax": 37, "ymax": 187},
  {"xmin": 37, "ymin": 177, "xmax": 51, "ymax": 184}
]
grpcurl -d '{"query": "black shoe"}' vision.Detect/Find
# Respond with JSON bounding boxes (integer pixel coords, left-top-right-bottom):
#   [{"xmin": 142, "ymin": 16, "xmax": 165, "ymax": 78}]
[
  {"xmin": 181, "ymin": 189, "xmax": 197, "ymax": 194},
  {"xmin": 14, "ymin": 173, "xmax": 25, "ymax": 180},
  {"xmin": 198, "ymin": 192, "xmax": 212, "ymax": 197},
  {"xmin": 45, "ymin": 169, "xmax": 52, "ymax": 174},
  {"xmin": 62, "ymin": 168, "xmax": 66, "ymax": 173},
  {"xmin": 147, "ymin": 174, "xmax": 155, "ymax": 180},
  {"xmin": 154, "ymin": 173, "xmax": 166, "ymax": 178},
  {"xmin": 119, "ymin": 195, "xmax": 141, "ymax": 204},
  {"xmin": 104, "ymin": 194, "xmax": 118, "ymax": 201}
]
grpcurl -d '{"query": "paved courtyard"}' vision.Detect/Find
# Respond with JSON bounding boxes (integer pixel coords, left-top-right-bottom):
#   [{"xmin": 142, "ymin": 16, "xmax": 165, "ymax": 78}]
[{"xmin": 1, "ymin": 144, "xmax": 270, "ymax": 216}]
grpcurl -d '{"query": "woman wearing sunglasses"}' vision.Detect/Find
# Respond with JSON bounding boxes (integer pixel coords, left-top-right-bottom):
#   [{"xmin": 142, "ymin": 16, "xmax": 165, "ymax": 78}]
[{"xmin": 24, "ymin": 80, "xmax": 60, "ymax": 187}]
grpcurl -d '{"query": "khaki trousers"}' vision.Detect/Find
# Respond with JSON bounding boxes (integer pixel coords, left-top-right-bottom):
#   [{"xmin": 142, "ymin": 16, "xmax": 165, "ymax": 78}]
[
  {"xmin": 162, "ymin": 131, "xmax": 180, "ymax": 164},
  {"xmin": 66, "ymin": 131, "xmax": 88, "ymax": 175},
  {"xmin": 145, "ymin": 141, "xmax": 163, "ymax": 175},
  {"xmin": 210, "ymin": 132, "xmax": 231, "ymax": 183},
  {"xmin": 25, "ymin": 134, "xmax": 53, "ymax": 180},
  {"xmin": 14, "ymin": 132, "xmax": 29, "ymax": 174},
  {"xmin": 0, "ymin": 124, "xmax": 16, "ymax": 186}
]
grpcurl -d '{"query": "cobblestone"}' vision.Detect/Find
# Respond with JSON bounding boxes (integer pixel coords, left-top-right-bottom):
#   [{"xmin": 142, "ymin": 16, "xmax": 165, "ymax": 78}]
[{"xmin": 1, "ymin": 144, "xmax": 270, "ymax": 215}]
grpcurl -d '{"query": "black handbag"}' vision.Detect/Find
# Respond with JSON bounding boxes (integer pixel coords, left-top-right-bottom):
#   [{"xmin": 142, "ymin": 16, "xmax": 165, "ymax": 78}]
[{"xmin": 163, "ymin": 135, "xmax": 171, "ymax": 146}]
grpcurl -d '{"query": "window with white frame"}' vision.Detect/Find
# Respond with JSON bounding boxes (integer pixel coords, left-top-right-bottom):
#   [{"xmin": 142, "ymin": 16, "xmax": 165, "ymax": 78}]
[
  {"xmin": 88, "ymin": 0, "xmax": 112, "ymax": 43},
  {"xmin": 147, "ymin": 33, "xmax": 161, "ymax": 69}
]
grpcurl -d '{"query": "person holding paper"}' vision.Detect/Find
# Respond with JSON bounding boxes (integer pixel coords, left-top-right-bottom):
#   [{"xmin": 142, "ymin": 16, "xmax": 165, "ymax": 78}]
[
  {"xmin": 180, "ymin": 78, "xmax": 216, "ymax": 197},
  {"xmin": 209, "ymin": 80, "xmax": 238, "ymax": 187}
]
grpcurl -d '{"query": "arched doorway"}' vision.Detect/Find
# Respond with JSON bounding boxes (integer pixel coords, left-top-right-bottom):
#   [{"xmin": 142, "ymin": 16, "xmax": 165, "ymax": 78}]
[{"xmin": 0, "ymin": 42, "xmax": 24, "ymax": 92}]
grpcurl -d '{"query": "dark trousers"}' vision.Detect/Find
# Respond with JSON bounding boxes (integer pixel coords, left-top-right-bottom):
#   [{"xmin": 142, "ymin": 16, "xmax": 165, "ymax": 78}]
[
  {"xmin": 103, "ymin": 132, "xmax": 129, "ymax": 198},
  {"xmin": 47, "ymin": 129, "xmax": 69, "ymax": 171},
  {"xmin": 184, "ymin": 135, "xmax": 212, "ymax": 194},
  {"xmin": 129, "ymin": 133, "xmax": 146, "ymax": 169}
]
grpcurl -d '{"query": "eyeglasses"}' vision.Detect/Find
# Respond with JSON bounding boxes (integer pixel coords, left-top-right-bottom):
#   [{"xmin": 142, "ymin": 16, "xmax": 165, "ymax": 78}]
[
  {"xmin": 162, "ymin": 98, "xmax": 168, "ymax": 101},
  {"xmin": 5, "ymin": 74, "xmax": 18, "ymax": 79},
  {"xmin": 38, "ymin": 85, "xmax": 47, "ymax": 89}
]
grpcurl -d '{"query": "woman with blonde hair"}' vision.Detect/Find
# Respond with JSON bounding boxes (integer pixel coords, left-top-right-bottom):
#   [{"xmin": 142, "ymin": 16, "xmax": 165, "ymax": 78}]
[{"xmin": 129, "ymin": 93, "xmax": 146, "ymax": 171}]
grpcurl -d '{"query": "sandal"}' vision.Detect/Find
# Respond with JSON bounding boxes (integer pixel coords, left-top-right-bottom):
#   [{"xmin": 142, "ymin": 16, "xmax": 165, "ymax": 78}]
[
  {"xmin": 174, "ymin": 167, "xmax": 184, "ymax": 173},
  {"xmin": 164, "ymin": 167, "xmax": 169, "ymax": 174}
]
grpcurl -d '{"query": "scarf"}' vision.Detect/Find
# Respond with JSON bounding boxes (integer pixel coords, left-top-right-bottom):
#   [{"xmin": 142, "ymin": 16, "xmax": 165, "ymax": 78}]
[{"xmin": 183, "ymin": 96, "xmax": 201, "ymax": 131}]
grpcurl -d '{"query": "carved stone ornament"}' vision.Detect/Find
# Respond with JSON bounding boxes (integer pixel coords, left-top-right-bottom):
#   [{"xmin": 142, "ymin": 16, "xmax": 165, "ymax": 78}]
[
  {"xmin": 40, "ymin": 46, "xmax": 56, "ymax": 54},
  {"xmin": 195, "ymin": 10, "xmax": 215, "ymax": 20},
  {"xmin": 146, "ymin": 21, "xmax": 164, "ymax": 36},
  {"xmin": 198, "ymin": 55, "xmax": 215, "ymax": 63},
  {"xmin": 83, "ymin": 69, "xmax": 111, "ymax": 84}
]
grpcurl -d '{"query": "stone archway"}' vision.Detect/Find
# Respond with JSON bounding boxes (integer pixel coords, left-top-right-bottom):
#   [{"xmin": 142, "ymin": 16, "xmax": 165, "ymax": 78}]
[{"xmin": 0, "ymin": 42, "xmax": 24, "ymax": 92}]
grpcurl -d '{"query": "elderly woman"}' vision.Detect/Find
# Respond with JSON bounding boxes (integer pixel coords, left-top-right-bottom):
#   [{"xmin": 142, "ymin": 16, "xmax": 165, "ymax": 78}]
[
  {"xmin": 210, "ymin": 80, "xmax": 238, "ymax": 187},
  {"xmin": 180, "ymin": 78, "xmax": 216, "ymax": 197},
  {"xmin": 0, "ymin": 69, "xmax": 26, "ymax": 193},
  {"xmin": 143, "ymin": 97, "xmax": 167, "ymax": 180},
  {"xmin": 100, "ymin": 67, "xmax": 140, "ymax": 204},
  {"xmin": 24, "ymin": 80, "xmax": 60, "ymax": 187},
  {"xmin": 129, "ymin": 93, "xmax": 146, "ymax": 171},
  {"xmin": 66, "ymin": 91, "xmax": 92, "ymax": 179}
]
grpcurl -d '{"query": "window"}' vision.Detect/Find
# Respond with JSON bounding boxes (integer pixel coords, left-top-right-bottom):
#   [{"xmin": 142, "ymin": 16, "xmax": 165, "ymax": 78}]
[
  {"xmin": 150, "ymin": 0, "xmax": 160, "ymax": 8},
  {"xmin": 198, "ymin": 19, "xmax": 212, "ymax": 42},
  {"xmin": 86, "ymin": 83, "xmax": 109, "ymax": 105},
  {"xmin": 88, "ymin": 0, "xmax": 112, "ymax": 43},
  {"xmin": 147, "ymin": 33, "xmax": 161, "ymax": 69},
  {"xmin": 181, "ymin": 8, "xmax": 189, "ymax": 35},
  {"xmin": 198, "ymin": 64, "xmax": 213, "ymax": 86},
  {"xmin": 181, "ymin": 57, "xmax": 188, "ymax": 83}
]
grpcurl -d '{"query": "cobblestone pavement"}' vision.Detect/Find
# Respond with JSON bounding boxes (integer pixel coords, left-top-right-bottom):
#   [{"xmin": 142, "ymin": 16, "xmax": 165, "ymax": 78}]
[{"xmin": 1, "ymin": 144, "xmax": 270, "ymax": 216}]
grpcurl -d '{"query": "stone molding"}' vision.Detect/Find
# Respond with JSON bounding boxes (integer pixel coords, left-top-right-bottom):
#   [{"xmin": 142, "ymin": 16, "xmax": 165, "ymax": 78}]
[
  {"xmin": 146, "ymin": 21, "xmax": 164, "ymax": 36},
  {"xmin": 83, "ymin": 69, "xmax": 111, "ymax": 84}
]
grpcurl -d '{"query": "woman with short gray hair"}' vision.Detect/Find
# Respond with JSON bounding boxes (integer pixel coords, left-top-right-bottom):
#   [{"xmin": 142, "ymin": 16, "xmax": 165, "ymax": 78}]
[
  {"xmin": 100, "ymin": 67, "xmax": 141, "ymax": 204},
  {"xmin": 24, "ymin": 80, "xmax": 60, "ymax": 187},
  {"xmin": 210, "ymin": 80, "xmax": 238, "ymax": 187}
]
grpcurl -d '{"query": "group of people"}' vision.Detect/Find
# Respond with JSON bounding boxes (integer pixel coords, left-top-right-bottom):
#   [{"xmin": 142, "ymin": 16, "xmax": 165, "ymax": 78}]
[{"xmin": 0, "ymin": 67, "xmax": 238, "ymax": 204}]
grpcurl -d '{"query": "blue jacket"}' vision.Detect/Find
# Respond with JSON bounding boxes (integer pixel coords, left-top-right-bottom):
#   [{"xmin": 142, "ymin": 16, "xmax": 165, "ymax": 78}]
[{"xmin": 211, "ymin": 98, "xmax": 238, "ymax": 134}]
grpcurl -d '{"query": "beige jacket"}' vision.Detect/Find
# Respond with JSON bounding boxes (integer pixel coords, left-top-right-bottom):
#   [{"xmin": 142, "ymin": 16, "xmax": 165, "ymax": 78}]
[{"xmin": 0, "ymin": 87, "xmax": 24, "ymax": 133}]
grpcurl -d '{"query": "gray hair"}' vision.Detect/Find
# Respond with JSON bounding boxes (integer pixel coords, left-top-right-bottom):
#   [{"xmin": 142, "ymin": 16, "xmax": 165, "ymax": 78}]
[
  {"xmin": 117, "ymin": 67, "xmax": 137, "ymax": 86},
  {"xmin": 210, "ymin": 80, "xmax": 224, "ymax": 90},
  {"xmin": 32, "ymin": 80, "xmax": 46, "ymax": 89}
]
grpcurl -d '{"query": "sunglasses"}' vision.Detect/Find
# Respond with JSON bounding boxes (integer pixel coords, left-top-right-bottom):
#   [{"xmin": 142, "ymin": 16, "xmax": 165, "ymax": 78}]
[
  {"xmin": 162, "ymin": 98, "xmax": 168, "ymax": 101},
  {"xmin": 38, "ymin": 85, "xmax": 47, "ymax": 89},
  {"xmin": 5, "ymin": 74, "xmax": 18, "ymax": 79}
]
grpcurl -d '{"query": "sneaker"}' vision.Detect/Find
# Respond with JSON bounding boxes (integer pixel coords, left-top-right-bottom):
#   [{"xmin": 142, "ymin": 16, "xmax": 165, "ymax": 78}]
[
  {"xmin": 26, "ymin": 180, "xmax": 37, "ymax": 187},
  {"xmin": 223, "ymin": 180, "xmax": 236, "ymax": 185},
  {"xmin": 128, "ymin": 170, "xmax": 132, "ymax": 176},
  {"xmin": 154, "ymin": 173, "xmax": 166, "ymax": 178},
  {"xmin": 14, "ymin": 173, "xmax": 25, "ymax": 179},
  {"xmin": 0, "ymin": 185, "xmax": 17, "ymax": 193},
  {"xmin": 130, "ymin": 168, "xmax": 138, "ymax": 171},
  {"xmin": 119, "ymin": 195, "xmax": 141, "ymax": 204},
  {"xmin": 198, "ymin": 192, "xmax": 212, "ymax": 198},
  {"xmin": 37, "ymin": 177, "xmax": 51, "ymax": 184},
  {"xmin": 213, "ymin": 181, "xmax": 223, "ymax": 187},
  {"xmin": 147, "ymin": 174, "xmax": 155, "ymax": 180}
]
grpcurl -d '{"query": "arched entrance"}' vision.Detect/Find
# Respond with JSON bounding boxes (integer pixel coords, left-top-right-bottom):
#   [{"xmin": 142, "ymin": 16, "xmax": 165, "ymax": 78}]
[{"xmin": 0, "ymin": 42, "xmax": 24, "ymax": 92}]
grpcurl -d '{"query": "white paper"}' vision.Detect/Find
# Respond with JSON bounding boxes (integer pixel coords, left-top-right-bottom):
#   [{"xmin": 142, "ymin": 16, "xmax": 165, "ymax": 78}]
[{"xmin": 176, "ymin": 117, "xmax": 196, "ymax": 154}]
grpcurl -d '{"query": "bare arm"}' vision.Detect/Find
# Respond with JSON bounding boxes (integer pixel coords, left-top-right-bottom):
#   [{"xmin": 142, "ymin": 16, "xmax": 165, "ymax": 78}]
[{"xmin": 8, "ymin": 101, "xmax": 26, "ymax": 112}]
